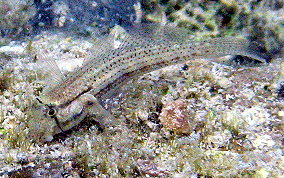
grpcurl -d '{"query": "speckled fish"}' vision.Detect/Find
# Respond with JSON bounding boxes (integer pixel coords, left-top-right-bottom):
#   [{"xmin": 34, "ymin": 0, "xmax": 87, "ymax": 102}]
[{"xmin": 27, "ymin": 25, "xmax": 268, "ymax": 142}]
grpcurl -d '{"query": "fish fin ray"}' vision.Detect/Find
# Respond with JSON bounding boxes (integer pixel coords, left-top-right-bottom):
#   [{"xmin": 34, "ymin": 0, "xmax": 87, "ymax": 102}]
[{"xmin": 36, "ymin": 51, "xmax": 65, "ymax": 86}]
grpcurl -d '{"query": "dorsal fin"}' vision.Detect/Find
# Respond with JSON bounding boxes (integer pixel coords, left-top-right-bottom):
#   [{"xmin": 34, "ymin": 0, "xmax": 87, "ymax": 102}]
[
  {"xmin": 36, "ymin": 51, "xmax": 65, "ymax": 86},
  {"xmin": 121, "ymin": 24, "xmax": 194, "ymax": 46},
  {"xmin": 82, "ymin": 24, "xmax": 197, "ymax": 65},
  {"xmin": 83, "ymin": 24, "xmax": 269, "ymax": 67},
  {"xmin": 86, "ymin": 24, "xmax": 194, "ymax": 58},
  {"xmin": 83, "ymin": 34, "xmax": 116, "ymax": 64}
]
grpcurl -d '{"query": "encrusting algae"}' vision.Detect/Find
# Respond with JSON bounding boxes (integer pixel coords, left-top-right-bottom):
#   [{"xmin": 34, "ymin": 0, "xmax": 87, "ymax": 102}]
[{"xmin": 27, "ymin": 25, "xmax": 270, "ymax": 142}]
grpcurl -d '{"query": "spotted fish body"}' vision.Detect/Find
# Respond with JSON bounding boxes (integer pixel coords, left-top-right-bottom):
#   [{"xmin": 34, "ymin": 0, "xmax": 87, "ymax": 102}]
[
  {"xmin": 42, "ymin": 38, "xmax": 265, "ymax": 104},
  {"xmin": 28, "ymin": 26, "xmax": 268, "ymax": 142}
]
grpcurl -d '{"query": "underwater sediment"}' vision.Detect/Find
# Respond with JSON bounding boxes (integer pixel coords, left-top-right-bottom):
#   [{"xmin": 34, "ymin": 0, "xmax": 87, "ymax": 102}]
[{"xmin": 0, "ymin": 0, "xmax": 283, "ymax": 177}]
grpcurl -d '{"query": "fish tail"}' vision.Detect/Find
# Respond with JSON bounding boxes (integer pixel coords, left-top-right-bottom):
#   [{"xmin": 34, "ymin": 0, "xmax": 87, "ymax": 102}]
[
  {"xmin": 210, "ymin": 38, "xmax": 270, "ymax": 63},
  {"xmin": 243, "ymin": 41, "xmax": 272, "ymax": 63}
]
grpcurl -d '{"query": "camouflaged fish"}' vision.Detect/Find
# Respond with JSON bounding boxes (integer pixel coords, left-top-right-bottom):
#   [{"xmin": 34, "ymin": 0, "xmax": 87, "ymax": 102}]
[{"xmin": 28, "ymin": 25, "xmax": 268, "ymax": 142}]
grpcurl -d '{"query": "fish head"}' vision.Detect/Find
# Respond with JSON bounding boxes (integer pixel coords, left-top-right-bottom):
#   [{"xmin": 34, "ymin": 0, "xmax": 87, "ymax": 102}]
[{"xmin": 27, "ymin": 94, "xmax": 99, "ymax": 142}]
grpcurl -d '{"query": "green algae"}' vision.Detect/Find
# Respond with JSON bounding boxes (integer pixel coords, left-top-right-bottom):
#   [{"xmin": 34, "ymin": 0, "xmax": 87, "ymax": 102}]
[{"xmin": 142, "ymin": 0, "xmax": 284, "ymax": 54}]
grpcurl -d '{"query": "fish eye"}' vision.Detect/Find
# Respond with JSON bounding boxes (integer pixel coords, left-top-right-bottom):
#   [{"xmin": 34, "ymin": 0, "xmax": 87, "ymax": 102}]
[{"xmin": 48, "ymin": 108, "xmax": 56, "ymax": 116}]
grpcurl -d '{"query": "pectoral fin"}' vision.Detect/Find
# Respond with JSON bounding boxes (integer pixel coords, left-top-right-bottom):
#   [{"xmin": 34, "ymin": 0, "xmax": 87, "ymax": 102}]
[{"xmin": 36, "ymin": 51, "xmax": 65, "ymax": 87}]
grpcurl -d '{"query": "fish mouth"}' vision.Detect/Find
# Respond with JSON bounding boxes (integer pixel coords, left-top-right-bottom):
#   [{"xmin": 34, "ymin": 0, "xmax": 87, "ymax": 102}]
[{"xmin": 31, "ymin": 93, "xmax": 100, "ymax": 141}]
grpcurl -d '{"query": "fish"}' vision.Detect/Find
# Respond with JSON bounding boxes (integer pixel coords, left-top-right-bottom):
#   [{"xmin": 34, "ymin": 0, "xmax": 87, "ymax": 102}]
[{"xmin": 27, "ymin": 25, "xmax": 269, "ymax": 142}]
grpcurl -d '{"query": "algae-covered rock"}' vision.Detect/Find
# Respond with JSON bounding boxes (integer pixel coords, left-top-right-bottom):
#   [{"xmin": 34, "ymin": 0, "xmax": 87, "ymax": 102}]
[
  {"xmin": 0, "ymin": 0, "xmax": 36, "ymax": 35},
  {"xmin": 159, "ymin": 99, "xmax": 197, "ymax": 134},
  {"xmin": 142, "ymin": 0, "xmax": 284, "ymax": 55}
]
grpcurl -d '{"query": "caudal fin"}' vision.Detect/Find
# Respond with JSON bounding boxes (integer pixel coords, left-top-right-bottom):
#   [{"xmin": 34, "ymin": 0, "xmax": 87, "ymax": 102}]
[{"xmin": 244, "ymin": 41, "xmax": 272, "ymax": 63}]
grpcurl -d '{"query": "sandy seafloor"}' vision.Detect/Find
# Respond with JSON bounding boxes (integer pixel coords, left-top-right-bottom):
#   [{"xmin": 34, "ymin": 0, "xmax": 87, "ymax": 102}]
[
  {"xmin": 0, "ymin": 0, "xmax": 284, "ymax": 177},
  {"xmin": 0, "ymin": 26, "xmax": 283, "ymax": 177}
]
